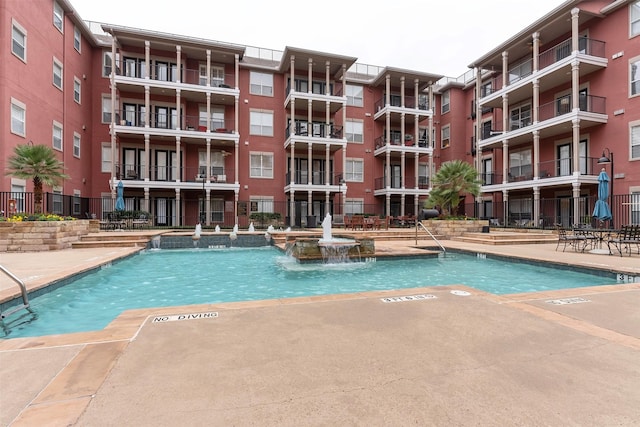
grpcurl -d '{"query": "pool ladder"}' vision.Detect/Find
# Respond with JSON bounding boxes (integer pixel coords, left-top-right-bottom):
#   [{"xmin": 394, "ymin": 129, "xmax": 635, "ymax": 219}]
[{"xmin": 0, "ymin": 264, "xmax": 34, "ymax": 325}]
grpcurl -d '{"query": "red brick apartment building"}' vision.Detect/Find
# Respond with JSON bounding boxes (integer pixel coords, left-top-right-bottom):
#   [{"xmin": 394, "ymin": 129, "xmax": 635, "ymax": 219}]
[{"xmin": 1, "ymin": 0, "xmax": 639, "ymax": 228}]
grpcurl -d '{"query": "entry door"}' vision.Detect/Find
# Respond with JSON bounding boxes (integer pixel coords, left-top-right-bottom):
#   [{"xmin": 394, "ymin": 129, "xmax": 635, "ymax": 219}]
[
  {"xmin": 391, "ymin": 165, "xmax": 402, "ymax": 188},
  {"xmin": 155, "ymin": 198, "xmax": 176, "ymax": 226},
  {"xmin": 558, "ymin": 197, "xmax": 572, "ymax": 228}
]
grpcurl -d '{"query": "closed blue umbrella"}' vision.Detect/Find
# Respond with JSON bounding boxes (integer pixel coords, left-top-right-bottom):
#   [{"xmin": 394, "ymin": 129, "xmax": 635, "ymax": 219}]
[
  {"xmin": 592, "ymin": 169, "xmax": 612, "ymax": 222},
  {"xmin": 115, "ymin": 181, "xmax": 125, "ymax": 211}
]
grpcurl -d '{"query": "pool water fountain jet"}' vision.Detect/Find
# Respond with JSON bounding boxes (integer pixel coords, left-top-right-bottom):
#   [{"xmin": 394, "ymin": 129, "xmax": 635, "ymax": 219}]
[
  {"xmin": 192, "ymin": 223, "xmax": 202, "ymax": 247},
  {"xmin": 316, "ymin": 213, "xmax": 362, "ymax": 263},
  {"xmin": 248, "ymin": 222, "xmax": 255, "ymax": 232}
]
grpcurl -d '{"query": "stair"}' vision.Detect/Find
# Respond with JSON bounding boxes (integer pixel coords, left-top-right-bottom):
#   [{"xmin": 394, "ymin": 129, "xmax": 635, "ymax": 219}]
[
  {"xmin": 72, "ymin": 232, "xmax": 155, "ymax": 249},
  {"xmin": 452, "ymin": 231, "xmax": 557, "ymax": 245}
]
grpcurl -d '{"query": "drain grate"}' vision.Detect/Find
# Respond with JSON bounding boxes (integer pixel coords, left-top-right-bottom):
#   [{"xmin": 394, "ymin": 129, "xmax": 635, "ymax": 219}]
[
  {"xmin": 381, "ymin": 294, "xmax": 437, "ymax": 303},
  {"xmin": 546, "ymin": 297, "xmax": 590, "ymax": 305}
]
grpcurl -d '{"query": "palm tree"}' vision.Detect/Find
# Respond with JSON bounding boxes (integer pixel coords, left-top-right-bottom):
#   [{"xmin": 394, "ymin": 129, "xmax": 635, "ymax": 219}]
[
  {"xmin": 425, "ymin": 160, "xmax": 481, "ymax": 216},
  {"xmin": 5, "ymin": 144, "xmax": 69, "ymax": 214}
]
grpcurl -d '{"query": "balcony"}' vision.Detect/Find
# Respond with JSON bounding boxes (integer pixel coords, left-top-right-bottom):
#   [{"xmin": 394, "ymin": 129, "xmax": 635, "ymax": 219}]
[
  {"xmin": 478, "ymin": 94, "xmax": 607, "ymax": 149},
  {"xmin": 285, "ymin": 171, "xmax": 342, "ymax": 187},
  {"xmin": 480, "ymin": 37, "xmax": 607, "ymax": 107},
  {"xmin": 114, "ymin": 111, "xmax": 237, "ymax": 141},
  {"xmin": 114, "ymin": 163, "xmax": 235, "ymax": 187},
  {"xmin": 284, "ymin": 123, "xmax": 345, "ymax": 151}
]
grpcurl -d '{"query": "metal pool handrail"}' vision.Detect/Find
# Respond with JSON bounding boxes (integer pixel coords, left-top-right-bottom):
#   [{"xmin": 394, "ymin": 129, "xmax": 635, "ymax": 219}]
[
  {"xmin": 0, "ymin": 264, "xmax": 32, "ymax": 320},
  {"xmin": 415, "ymin": 222, "xmax": 446, "ymax": 252}
]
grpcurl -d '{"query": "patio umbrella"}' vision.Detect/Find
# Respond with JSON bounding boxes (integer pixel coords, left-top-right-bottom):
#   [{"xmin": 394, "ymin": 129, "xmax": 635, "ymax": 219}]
[
  {"xmin": 115, "ymin": 181, "xmax": 125, "ymax": 211},
  {"xmin": 592, "ymin": 169, "xmax": 612, "ymax": 222}
]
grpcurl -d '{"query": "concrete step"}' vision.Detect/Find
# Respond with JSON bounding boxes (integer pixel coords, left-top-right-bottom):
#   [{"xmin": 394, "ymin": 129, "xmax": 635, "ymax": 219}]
[
  {"xmin": 452, "ymin": 232, "xmax": 557, "ymax": 245},
  {"xmin": 71, "ymin": 239, "xmax": 149, "ymax": 249}
]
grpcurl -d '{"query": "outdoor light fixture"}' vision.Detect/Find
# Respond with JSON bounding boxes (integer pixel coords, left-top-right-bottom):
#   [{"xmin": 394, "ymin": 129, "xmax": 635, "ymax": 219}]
[{"xmin": 597, "ymin": 148, "xmax": 614, "ymax": 226}]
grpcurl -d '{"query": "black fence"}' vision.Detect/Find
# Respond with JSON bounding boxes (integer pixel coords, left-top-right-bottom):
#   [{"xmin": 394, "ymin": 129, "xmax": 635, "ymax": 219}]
[{"xmin": 2, "ymin": 192, "xmax": 637, "ymax": 230}]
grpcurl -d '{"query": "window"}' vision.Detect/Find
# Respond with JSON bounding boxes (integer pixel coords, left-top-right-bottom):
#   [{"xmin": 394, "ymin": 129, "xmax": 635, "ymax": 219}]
[
  {"xmin": 480, "ymin": 81, "xmax": 492, "ymax": 98},
  {"xmin": 102, "ymin": 144, "xmax": 113, "ymax": 172},
  {"xmin": 345, "ymin": 159, "xmax": 364, "ymax": 182},
  {"xmin": 441, "ymin": 90, "xmax": 450, "ymax": 114},
  {"xmin": 12, "ymin": 21, "xmax": 26, "ymax": 61},
  {"xmin": 102, "ymin": 96, "xmax": 112, "ymax": 123},
  {"xmin": 344, "ymin": 200, "xmax": 364, "ymax": 215},
  {"xmin": 510, "ymin": 104, "xmax": 532, "ymax": 130},
  {"xmin": 631, "ymin": 192, "xmax": 640, "ymax": 225},
  {"xmin": 123, "ymin": 103, "xmax": 146, "ymax": 126},
  {"xmin": 250, "ymin": 110, "xmax": 273, "ymax": 136},
  {"xmin": 52, "ymin": 189, "xmax": 63, "ymax": 214},
  {"xmin": 631, "ymin": 57, "xmax": 640, "ymax": 96},
  {"xmin": 509, "ymin": 149, "xmax": 532, "ymax": 179},
  {"xmin": 345, "ymin": 120, "xmax": 363, "ymax": 143},
  {"xmin": 123, "ymin": 57, "xmax": 146, "ymax": 78},
  {"xmin": 73, "ymin": 133, "xmax": 81, "ymax": 158},
  {"xmin": 441, "ymin": 125, "xmax": 450, "ymax": 148},
  {"xmin": 250, "ymin": 152, "xmax": 274, "ymax": 178},
  {"xmin": 52, "ymin": 122, "xmax": 63, "ymax": 151},
  {"xmin": 632, "ymin": 1, "xmax": 640, "ymax": 37},
  {"xmin": 199, "ymin": 64, "xmax": 225, "ymax": 87},
  {"xmin": 632, "ymin": 123, "xmax": 640, "ymax": 159},
  {"xmin": 250, "ymin": 72, "xmax": 273, "ymax": 96},
  {"xmin": 74, "ymin": 78, "xmax": 81, "ymax": 103},
  {"xmin": 154, "ymin": 61, "xmax": 178, "ymax": 82},
  {"xmin": 103, "ymin": 51, "xmax": 119, "ymax": 77},
  {"xmin": 11, "ymin": 99, "xmax": 26, "ymax": 136},
  {"xmin": 53, "ymin": 59, "xmax": 63, "ymax": 89},
  {"xmin": 249, "ymin": 197, "xmax": 275, "ymax": 214},
  {"xmin": 11, "ymin": 184, "xmax": 26, "ymax": 213},
  {"xmin": 199, "ymin": 106, "xmax": 225, "ymax": 130},
  {"xmin": 73, "ymin": 191, "xmax": 81, "ymax": 215},
  {"xmin": 346, "ymin": 84, "xmax": 363, "ymax": 107},
  {"xmin": 53, "ymin": 1, "xmax": 63, "ymax": 32},
  {"xmin": 73, "ymin": 26, "xmax": 81, "ymax": 52},
  {"xmin": 418, "ymin": 163, "xmax": 430, "ymax": 187}
]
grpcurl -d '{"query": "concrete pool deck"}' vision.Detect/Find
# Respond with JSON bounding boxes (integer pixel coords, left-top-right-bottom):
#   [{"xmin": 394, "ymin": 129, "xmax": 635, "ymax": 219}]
[{"xmin": 1, "ymin": 238, "xmax": 639, "ymax": 425}]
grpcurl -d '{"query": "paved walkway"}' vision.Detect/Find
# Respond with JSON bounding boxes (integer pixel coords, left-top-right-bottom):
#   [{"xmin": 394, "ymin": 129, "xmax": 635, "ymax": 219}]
[{"xmin": 1, "ymin": 237, "xmax": 639, "ymax": 426}]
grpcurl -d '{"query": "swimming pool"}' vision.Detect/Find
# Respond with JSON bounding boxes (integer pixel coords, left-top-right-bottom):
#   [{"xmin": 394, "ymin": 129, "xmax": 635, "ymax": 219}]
[{"xmin": 2, "ymin": 247, "xmax": 615, "ymax": 338}]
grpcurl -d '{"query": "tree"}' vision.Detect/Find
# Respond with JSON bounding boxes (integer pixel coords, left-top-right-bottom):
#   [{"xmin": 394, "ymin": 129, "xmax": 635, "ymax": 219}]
[
  {"xmin": 425, "ymin": 160, "xmax": 481, "ymax": 216},
  {"xmin": 5, "ymin": 144, "xmax": 69, "ymax": 214}
]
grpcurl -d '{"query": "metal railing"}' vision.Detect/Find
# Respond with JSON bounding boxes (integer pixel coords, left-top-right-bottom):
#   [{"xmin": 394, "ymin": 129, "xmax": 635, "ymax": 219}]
[
  {"xmin": 0, "ymin": 265, "xmax": 33, "ymax": 323},
  {"xmin": 416, "ymin": 222, "xmax": 446, "ymax": 252}
]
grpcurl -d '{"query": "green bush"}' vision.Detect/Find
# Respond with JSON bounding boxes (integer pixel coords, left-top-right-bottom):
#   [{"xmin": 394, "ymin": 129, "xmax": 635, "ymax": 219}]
[{"xmin": 249, "ymin": 212, "xmax": 282, "ymax": 222}]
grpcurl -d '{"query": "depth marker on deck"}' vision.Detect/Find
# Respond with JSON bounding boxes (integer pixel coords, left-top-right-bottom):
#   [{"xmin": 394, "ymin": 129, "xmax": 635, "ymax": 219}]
[
  {"xmin": 381, "ymin": 294, "xmax": 437, "ymax": 303},
  {"xmin": 546, "ymin": 297, "xmax": 590, "ymax": 305}
]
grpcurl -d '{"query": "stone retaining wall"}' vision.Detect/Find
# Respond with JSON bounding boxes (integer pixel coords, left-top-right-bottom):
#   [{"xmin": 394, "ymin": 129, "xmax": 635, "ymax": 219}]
[
  {"xmin": 421, "ymin": 219, "xmax": 488, "ymax": 239},
  {"xmin": 0, "ymin": 220, "xmax": 99, "ymax": 252}
]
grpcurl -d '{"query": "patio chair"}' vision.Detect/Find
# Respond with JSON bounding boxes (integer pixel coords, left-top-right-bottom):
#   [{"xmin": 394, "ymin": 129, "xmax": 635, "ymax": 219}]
[
  {"xmin": 572, "ymin": 227, "xmax": 597, "ymax": 252},
  {"xmin": 555, "ymin": 227, "xmax": 580, "ymax": 252},
  {"xmin": 351, "ymin": 215, "xmax": 364, "ymax": 230},
  {"xmin": 607, "ymin": 225, "xmax": 640, "ymax": 257}
]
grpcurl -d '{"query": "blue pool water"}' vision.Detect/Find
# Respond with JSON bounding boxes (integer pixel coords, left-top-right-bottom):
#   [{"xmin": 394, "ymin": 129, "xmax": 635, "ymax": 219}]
[{"xmin": 2, "ymin": 247, "xmax": 614, "ymax": 338}]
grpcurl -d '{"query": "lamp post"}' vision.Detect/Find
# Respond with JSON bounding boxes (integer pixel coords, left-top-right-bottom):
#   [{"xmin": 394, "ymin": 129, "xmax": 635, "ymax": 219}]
[{"xmin": 597, "ymin": 148, "xmax": 613, "ymax": 227}]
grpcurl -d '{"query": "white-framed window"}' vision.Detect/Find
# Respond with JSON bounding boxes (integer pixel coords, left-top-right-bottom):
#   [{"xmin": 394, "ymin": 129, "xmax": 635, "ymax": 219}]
[
  {"xmin": 345, "ymin": 159, "xmax": 364, "ymax": 182},
  {"xmin": 103, "ymin": 51, "xmax": 119, "ymax": 77},
  {"xmin": 250, "ymin": 152, "xmax": 274, "ymax": 178},
  {"xmin": 102, "ymin": 96, "xmax": 112, "ymax": 123},
  {"xmin": 11, "ymin": 98, "xmax": 26, "ymax": 136},
  {"xmin": 11, "ymin": 183, "xmax": 26, "ymax": 213},
  {"xmin": 101, "ymin": 144, "xmax": 115, "ymax": 173},
  {"xmin": 631, "ymin": 121, "xmax": 640, "ymax": 159},
  {"xmin": 510, "ymin": 104, "xmax": 532, "ymax": 130},
  {"xmin": 73, "ymin": 26, "xmax": 81, "ymax": 52},
  {"xmin": 441, "ymin": 125, "xmax": 450, "ymax": 148},
  {"xmin": 250, "ymin": 110, "xmax": 273, "ymax": 136},
  {"xmin": 53, "ymin": 58, "xmax": 63, "ymax": 89},
  {"xmin": 52, "ymin": 122, "xmax": 63, "ymax": 151},
  {"xmin": 199, "ymin": 105, "xmax": 225, "ymax": 130},
  {"xmin": 509, "ymin": 149, "xmax": 532, "ymax": 178},
  {"xmin": 12, "ymin": 20, "xmax": 27, "ymax": 61},
  {"xmin": 418, "ymin": 163, "xmax": 430, "ymax": 187},
  {"xmin": 73, "ymin": 132, "xmax": 81, "ymax": 158},
  {"xmin": 250, "ymin": 71, "xmax": 273, "ymax": 96},
  {"xmin": 441, "ymin": 90, "xmax": 450, "ymax": 114},
  {"xmin": 74, "ymin": 78, "xmax": 81, "ymax": 103},
  {"xmin": 198, "ymin": 64, "xmax": 225, "ymax": 87},
  {"xmin": 346, "ymin": 84, "xmax": 363, "ymax": 107},
  {"xmin": 249, "ymin": 197, "xmax": 275, "ymax": 214},
  {"xmin": 53, "ymin": 1, "xmax": 64, "ymax": 32},
  {"xmin": 345, "ymin": 120, "xmax": 363, "ymax": 143},
  {"xmin": 631, "ymin": 1, "xmax": 640, "ymax": 37},
  {"xmin": 344, "ymin": 199, "xmax": 364, "ymax": 215},
  {"xmin": 631, "ymin": 56, "xmax": 640, "ymax": 97}
]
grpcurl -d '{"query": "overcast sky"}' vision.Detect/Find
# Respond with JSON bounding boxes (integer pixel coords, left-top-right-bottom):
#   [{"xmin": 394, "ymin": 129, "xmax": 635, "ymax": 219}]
[{"xmin": 72, "ymin": 0, "xmax": 566, "ymax": 77}]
